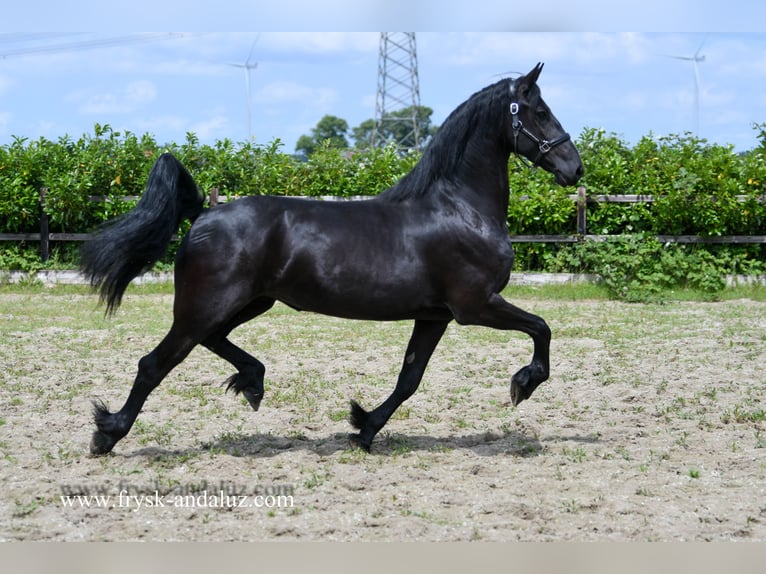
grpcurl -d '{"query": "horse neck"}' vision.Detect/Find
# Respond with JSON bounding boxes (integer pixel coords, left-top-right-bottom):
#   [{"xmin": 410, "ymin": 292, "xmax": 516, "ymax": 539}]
[{"xmin": 449, "ymin": 131, "xmax": 512, "ymax": 223}]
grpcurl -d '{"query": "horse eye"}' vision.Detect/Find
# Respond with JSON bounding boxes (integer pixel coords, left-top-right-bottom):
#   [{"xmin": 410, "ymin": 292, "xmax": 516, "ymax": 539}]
[{"xmin": 536, "ymin": 108, "xmax": 549, "ymax": 121}]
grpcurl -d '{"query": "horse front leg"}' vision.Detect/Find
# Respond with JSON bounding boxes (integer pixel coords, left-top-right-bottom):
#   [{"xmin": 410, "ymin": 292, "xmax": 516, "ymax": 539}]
[
  {"xmin": 452, "ymin": 292, "xmax": 551, "ymax": 406},
  {"xmin": 349, "ymin": 319, "xmax": 450, "ymax": 452}
]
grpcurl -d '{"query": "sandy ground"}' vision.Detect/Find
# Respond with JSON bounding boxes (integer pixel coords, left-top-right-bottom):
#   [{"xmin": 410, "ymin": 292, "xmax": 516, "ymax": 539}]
[{"xmin": 1, "ymin": 290, "xmax": 765, "ymax": 541}]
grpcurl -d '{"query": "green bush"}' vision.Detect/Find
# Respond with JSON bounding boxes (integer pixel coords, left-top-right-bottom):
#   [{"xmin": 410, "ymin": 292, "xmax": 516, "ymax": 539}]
[
  {"xmin": 542, "ymin": 235, "xmax": 766, "ymax": 301},
  {"xmin": 507, "ymin": 127, "xmax": 765, "ymax": 299},
  {"xmin": 0, "ymin": 123, "xmax": 764, "ymax": 297}
]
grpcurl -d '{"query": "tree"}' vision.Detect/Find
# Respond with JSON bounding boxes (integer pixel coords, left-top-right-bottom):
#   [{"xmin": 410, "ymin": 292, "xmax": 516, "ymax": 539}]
[
  {"xmin": 351, "ymin": 119, "xmax": 376, "ymax": 149},
  {"xmin": 353, "ymin": 106, "xmax": 437, "ymax": 149},
  {"xmin": 754, "ymin": 122, "xmax": 766, "ymax": 150},
  {"xmin": 295, "ymin": 115, "xmax": 349, "ymax": 157}
]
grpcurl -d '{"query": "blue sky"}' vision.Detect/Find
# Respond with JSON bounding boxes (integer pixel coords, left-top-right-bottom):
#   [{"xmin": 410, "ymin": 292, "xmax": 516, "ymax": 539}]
[{"xmin": 2, "ymin": 3, "xmax": 766, "ymax": 153}]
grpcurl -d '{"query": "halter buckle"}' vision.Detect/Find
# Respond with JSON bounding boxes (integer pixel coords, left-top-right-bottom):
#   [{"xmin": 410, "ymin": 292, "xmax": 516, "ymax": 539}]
[{"xmin": 509, "ymin": 102, "xmax": 519, "ymax": 115}]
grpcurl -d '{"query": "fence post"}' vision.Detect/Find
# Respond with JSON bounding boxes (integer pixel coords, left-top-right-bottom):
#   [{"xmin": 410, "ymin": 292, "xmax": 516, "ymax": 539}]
[
  {"xmin": 576, "ymin": 186, "xmax": 587, "ymax": 236},
  {"xmin": 39, "ymin": 187, "xmax": 50, "ymax": 262},
  {"xmin": 209, "ymin": 187, "xmax": 219, "ymax": 207}
]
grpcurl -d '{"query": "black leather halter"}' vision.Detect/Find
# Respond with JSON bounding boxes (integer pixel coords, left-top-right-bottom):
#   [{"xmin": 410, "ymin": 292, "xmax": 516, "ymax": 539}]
[{"xmin": 509, "ymin": 81, "xmax": 571, "ymax": 168}]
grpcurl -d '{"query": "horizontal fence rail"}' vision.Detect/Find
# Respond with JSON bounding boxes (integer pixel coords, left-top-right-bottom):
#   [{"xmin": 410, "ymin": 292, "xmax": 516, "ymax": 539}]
[{"xmin": 1, "ymin": 186, "xmax": 765, "ymax": 261}]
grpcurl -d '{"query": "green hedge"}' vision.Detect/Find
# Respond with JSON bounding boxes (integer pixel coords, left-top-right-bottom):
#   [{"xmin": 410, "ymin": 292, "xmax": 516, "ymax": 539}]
[
  {"xmin": 0, "ymin": 126, "xmax": 421, "ymax": 235},
  {"xmin": 508, "ymin": 127, "xmax": 766, "ymax": 237},
  {"xmin": 1, "ymin": 123, "xmax": 765, "ymax": 297}
]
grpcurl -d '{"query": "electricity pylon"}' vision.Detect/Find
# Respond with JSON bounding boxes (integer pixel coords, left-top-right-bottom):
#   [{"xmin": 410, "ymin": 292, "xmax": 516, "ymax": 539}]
[{"xmin": 372, "ymin": 32, "xmax": 422, "ymax": 150}]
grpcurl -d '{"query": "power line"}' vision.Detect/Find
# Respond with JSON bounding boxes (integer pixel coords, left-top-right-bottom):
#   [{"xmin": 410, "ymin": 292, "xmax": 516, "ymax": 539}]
[{"xmin": 0, "ymin": 33, "xmax": 190, "ymax": 59}]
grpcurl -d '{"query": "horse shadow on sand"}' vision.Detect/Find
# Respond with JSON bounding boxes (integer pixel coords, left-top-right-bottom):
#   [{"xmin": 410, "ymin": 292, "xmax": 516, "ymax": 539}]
[{"xmin": 122, "ymin": 427, "xmax": 570, "ymax": 461}]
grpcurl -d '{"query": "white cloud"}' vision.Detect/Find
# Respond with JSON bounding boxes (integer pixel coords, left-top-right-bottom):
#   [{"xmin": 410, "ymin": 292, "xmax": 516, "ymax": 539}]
[
  {"xmin": 134, "ymin": 115, "xmax": 187, "ymax": 134},
  {"xmin": 621, "ymin": 91, "xmax": 649, "ymax": 110},
  {"xmin": 438, "ymin": 32, "xmax": 657, "ymax": 73},
  {"xmin": 571, "ymin": 33, "xmax": 652, "ymax": 65},
  {"xmin": 259, "ymin": 33, "xmax": 378, "ymax": 54},
  {"xmin": 189, "ymin": 115, "xmax": 229, "ymax": 140},
  {"xmin": 255, "ymin": 81, "xmax": 336, "ymax": 108},
  {"xmin": 0, "ymin": 111, "xmax": 11, "ymax": 132},
  {"xmin": 72, "ymin": 80, "xmax": 157, "ymax": 115},
  {"xmin": 149, "ymin": 56, "xmax": 232, "ymax": 78},
  {"xmin": 0, "ymin": 75, "xmax": 12, "ymax": 95},
  {"xmin": 124, "ymin": 80, "xmax": 156, "ymax": 105}
]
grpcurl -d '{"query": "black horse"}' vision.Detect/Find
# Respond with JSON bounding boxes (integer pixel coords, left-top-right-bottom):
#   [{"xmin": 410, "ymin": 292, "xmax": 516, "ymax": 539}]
[{"xmin": 81, "ymin": 63, "xmax": 583, "ymax": 455}]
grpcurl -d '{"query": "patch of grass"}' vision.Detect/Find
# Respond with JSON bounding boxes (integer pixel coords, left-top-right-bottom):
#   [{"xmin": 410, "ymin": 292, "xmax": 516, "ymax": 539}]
[
  {"xmin": 13, "ymin": 498, "xmax": 41, "ymax": 518},
  {"xmin": 562, "ymin": 499, "xmax": 581, "ymax": 514},
  {"xmin": 719, "ymin": 284, "xmax": 766, "ymax": 302},
  {"xmin": 337, "ymin": 448, "xmax": 369, "ymax": 464},
  {"xmin": 133, "ymin": 419, "xmax": 176, "ymax": 448},
  {"xmin": 503, "ymin": 283, "xmax": 611, "ymax": 301},
  {"xmin": 1, "ymin": 440, "xmax": 17, "ymax": 463},
  {"xmin": 722, "ymin": 402, "xmax": 766, "ymax": 425},
  {"xmin": 562, "ymin": 446, "xmax": 588, "ymax": 463},
  {"xmin": 328, "ymin": 408, "xmax": 349, "ymax": 422},
  {"xmin": 302, "ymin": 469, "xmax": 331, "ymax": 490},
  {"xmin": 168, "ymin": 383, "xmax": 211, "ymax": 407},
  {"xmin": 380, "ymin": 433, "xmax": 414, "ymax": 456},
  {"xmin": 390, "ymin": 405, "xmax": 412, "ymax": 421}
]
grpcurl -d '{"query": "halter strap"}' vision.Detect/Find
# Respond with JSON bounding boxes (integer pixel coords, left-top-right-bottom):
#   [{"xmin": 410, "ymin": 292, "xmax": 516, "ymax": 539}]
[{"xmin": 509, "ymin": 81, "xmax": 570, "ymax": 168}]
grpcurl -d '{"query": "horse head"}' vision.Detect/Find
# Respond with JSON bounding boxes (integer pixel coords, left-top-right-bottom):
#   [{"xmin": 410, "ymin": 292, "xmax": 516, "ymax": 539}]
[{"xmin": 507, "ymin": 63, "xmax": 584, "ymax": 187}]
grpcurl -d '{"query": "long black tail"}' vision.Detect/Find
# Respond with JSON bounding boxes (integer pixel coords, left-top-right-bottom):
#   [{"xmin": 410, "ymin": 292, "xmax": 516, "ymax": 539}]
[{"xmin": 80, "ymin": 153, "xmax": 204, "ymax": 315}]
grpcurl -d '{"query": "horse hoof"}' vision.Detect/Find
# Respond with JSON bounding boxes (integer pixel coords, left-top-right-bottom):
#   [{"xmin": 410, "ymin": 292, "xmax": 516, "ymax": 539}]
[
  {"xmin": 90, "ymin": 430, "xmax": 116, "ymax": 456},
  {"xmin": 348, "ymin": 433, "xmax": 371, "ymax": 453},
  {"xmin": 510, "ymin": 381, "xmax": 520, "ymax": 406},
  {"xmin": 510, "ymin": 371, "xmax": 531, "ymax": 407},
  {"xmin": 243, "ymin": 389, "xmax": 263, "ymax": 411}
]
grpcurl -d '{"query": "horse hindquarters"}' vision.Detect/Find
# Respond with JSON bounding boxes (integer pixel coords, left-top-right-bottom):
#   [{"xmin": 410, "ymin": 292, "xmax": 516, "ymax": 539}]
[{"xmin": 90, "ymin": 209, "xmax": 276, "ymax": 455}]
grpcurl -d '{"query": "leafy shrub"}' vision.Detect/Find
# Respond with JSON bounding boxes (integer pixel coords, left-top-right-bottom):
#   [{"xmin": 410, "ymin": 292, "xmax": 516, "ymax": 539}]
[
  {"xmin": 543, "ymin": 235, "xmax": 766, "ymax": 302},
  {"xmin": 0, "ymin": 123, "xmax": 764, "ymax": 296}
]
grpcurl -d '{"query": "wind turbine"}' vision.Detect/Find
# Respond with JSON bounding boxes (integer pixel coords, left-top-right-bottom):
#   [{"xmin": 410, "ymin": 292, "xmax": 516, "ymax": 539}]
[
  {"xmin": 229, "ymin": 37, "xmax": 259, "ymax": 139},
  {"xmin": 666, "ymin": 35, "xmax": 707, "ymax": 136}
]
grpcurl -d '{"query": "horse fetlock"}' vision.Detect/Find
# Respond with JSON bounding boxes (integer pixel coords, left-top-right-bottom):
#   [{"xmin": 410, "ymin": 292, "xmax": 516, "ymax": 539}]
[
  {"xmin": 90, "ymin": 402, "xmax": 127, "ymax": 455},
  {"xmin": 224, "ymin": 372, "xmax": 264, "ymax": 411},
  {"xmin": 349, "ymin": 400, "xmax": 377, "ymax": 452}
]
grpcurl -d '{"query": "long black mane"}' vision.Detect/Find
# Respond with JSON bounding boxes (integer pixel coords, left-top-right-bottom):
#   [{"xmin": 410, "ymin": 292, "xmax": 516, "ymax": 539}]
[{"xmin": 378, "ymin": 78, "xmax": 512, "ymax": 202}]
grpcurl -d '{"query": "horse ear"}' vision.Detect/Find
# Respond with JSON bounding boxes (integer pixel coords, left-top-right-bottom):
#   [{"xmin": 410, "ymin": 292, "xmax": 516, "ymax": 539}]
[{"xmin": 525, "ymin": 62, "xmax": 544, "ymax": 86}]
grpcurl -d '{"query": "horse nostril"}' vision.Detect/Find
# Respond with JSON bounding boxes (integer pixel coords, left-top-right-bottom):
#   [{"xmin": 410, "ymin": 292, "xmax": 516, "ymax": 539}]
[{"xmin": 576, "ymin": 164, "xmax": 584, "ymax": 179}]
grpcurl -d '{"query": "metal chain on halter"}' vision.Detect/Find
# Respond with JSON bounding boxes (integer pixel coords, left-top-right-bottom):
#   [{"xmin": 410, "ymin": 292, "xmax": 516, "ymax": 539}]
[{"xmin": 508, "ymin": 80, "xmax": 571, "ymax": 169}]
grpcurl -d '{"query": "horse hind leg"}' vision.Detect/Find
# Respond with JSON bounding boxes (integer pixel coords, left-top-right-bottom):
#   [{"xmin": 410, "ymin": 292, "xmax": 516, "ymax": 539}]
[
  {"xmin": 349, "ymin": 319, "xmax": 449, "ymax": 452},
  {"xmin": 91, "ymin": 326, "xmax": 197, "ymax": 455},
  {"xmin": 201, "ymin": 297, "xmax": 275, "ymax": 411},
  {"xmin": 204, "ymin": 337, "xmax": 266, "ymax": 411}
]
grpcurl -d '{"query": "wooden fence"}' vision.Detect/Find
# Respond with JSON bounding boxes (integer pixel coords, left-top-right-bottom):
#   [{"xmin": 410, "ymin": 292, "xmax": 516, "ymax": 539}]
[
  {"xmin": 509, "ymin": 187, "xmax": 766, "ymax": 245},
  {"xmin": 1, "ymin": 186, "xmax": 764, "ymax": 262}
]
